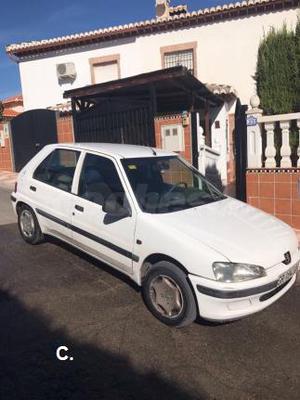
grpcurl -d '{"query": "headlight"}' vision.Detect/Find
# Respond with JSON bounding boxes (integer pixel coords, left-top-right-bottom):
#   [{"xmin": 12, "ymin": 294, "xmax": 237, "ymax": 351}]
[{"xmin": 212, "ymin": 262, "xmax": 266, "ymax": 283}]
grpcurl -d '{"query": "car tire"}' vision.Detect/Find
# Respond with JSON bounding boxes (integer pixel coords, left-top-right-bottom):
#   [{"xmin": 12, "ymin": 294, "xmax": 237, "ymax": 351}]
[
  {"xmin": 142, "ymin": 261, "xmax": 197, "ymax": 327},
  {"xmin": 18, "ymin": 205, "xmax": 44, "ymax": 245}
]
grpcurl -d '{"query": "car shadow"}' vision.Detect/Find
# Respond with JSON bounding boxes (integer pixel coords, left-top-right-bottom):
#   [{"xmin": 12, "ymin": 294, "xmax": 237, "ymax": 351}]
[
  {"xmin": 46, "ymin": 235, "xmax": 140, "ymax": 292},
  {"xmin": 195, "ymin": 316, "xmax": 237, "ymax": 327},
  {"xmin": 0, "ymin": 288, "xmax": 204, "ymax": 400}
]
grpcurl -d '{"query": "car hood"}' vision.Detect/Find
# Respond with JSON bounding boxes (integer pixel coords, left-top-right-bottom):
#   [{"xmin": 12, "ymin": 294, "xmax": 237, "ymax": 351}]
[{"xmin": 156, "ymin": 197, "xmax": 298, "ymax": 268}]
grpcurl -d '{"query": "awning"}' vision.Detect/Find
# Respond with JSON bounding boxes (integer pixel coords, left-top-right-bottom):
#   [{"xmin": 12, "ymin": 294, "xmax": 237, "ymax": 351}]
[{"xmin": 63, "ymin": 66, "xmax": 223, "ymax": 113}]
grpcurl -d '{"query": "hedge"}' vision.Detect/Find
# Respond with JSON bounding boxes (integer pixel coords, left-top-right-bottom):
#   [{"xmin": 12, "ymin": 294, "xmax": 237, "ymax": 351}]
[{"xmin": 255, "ymin": 21, "xmax": 300, "ymax": 115}]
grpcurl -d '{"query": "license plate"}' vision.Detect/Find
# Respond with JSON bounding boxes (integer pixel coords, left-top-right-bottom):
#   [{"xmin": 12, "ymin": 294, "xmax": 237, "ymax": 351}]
[{"xmin": 277, "ymin": 264, "xmax": 298, "ymax": 287}]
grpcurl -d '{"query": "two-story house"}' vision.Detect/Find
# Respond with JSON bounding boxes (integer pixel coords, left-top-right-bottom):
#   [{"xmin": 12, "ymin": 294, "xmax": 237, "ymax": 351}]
[{"xmin": 5, "ymin": 0, "xmax": 299, "ymax": 192}]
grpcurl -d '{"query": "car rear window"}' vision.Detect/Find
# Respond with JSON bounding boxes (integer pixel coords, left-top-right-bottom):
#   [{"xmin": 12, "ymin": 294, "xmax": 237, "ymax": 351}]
[{"xmin": 33, "ymin": 149, "xmax": 80, "ymax": 193}]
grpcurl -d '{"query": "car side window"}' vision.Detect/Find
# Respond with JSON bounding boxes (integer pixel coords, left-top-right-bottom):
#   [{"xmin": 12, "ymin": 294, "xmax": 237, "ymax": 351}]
[
  {"xmin": 33, "ymin": 149, "xmax": 80, "ymax": 193},
  {"xmin": 78, "ymin": 153, "xmax": 125, "ymax": 206}
]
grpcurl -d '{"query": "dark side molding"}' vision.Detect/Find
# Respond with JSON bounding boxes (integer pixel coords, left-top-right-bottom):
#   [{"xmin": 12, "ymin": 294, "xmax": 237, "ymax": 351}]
[
  {"xmin": 196, "ymin": 280, "xmax": 280, "ymax": 299},
  {"xmin": 36, "ymin": 208, "xmax": 139, "ymax": 262}
]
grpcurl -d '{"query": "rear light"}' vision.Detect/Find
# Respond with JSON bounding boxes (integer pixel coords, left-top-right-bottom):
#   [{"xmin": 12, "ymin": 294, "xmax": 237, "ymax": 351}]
[{"xmin": 14, "ymin": 182, "xmax": 18, "ymax": 193}]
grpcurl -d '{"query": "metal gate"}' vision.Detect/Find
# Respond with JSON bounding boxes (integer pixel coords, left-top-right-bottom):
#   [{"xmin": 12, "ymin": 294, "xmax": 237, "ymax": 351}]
[
  {"xmin": 235, "ymin": 99, "xmax": 248, "ymax": 201},
  {"xmin": 10, "ymin": 109, "xmax": 58, "ymax": 172},
  {"xmin": 73, "ymin": 98, "xmax": 155, "ymax": 147}
]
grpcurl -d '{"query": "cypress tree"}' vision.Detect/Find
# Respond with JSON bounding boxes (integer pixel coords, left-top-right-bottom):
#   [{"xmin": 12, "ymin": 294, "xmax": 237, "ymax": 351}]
[
  {"xmin": 255, "ymin": 25, "xmax": 297, "ymax": 115},
  {"xmin": 294, "ymin": 19, "xmax": 300, "ymax": 110}
]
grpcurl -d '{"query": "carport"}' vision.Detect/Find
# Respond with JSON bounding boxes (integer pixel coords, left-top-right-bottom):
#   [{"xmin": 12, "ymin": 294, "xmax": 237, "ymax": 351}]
[{"xmin": 63, "ymin": 66, "xmax": 223, "ymax": 168}]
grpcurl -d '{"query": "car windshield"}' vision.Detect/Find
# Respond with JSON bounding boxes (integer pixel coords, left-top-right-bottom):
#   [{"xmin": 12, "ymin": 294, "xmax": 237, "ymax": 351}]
[{"xmin": 121, "ymin": 156, "xmax": 226, "ymax": 214}]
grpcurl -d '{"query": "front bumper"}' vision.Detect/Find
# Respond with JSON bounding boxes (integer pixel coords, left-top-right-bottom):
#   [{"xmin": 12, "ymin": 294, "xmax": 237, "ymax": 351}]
[{"xmin": 189, "ymin": 260, "xmax": 299, "ymax": 321}]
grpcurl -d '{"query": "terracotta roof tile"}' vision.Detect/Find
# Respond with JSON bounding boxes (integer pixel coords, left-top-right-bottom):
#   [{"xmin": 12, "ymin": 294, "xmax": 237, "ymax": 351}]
[
  {"xmin": 6, "ymin": 0, "xmax": 294, "ymax": 57},
  {"xmin": 2, "ymin": 109, "xmax": 19, "ymax": 118},
  {"xmin": 169, "ymin": 4, "xmax": 188, "ymax": 15},
  {"xmin": 2, "ymin": 94, "xmax": 23, "ymax": 105}
]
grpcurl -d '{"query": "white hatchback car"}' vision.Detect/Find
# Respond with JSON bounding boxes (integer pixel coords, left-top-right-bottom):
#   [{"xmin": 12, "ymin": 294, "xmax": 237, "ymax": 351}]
[{"xmin": 11, "ymin": 143, "xmax": 299, "ymax": 327}]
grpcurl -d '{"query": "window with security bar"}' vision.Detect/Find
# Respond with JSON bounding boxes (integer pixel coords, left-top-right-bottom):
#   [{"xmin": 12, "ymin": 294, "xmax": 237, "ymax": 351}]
[{"xmin": 164, "ymin": 49, "xmax": 194, "ymax": 74}]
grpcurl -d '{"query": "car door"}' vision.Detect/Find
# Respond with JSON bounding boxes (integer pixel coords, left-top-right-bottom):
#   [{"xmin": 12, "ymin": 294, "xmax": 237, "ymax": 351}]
[
  {"xmin": 29, "ymin": 147, "xmax": 81, "ymax": 241},
  {"xmin": 70, "ymin": 152, "xmax": 137, "ymax": 274}
]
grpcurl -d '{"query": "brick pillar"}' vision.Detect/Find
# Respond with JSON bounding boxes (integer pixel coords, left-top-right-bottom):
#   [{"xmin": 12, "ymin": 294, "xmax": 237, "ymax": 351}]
[{"xmin": 56, "ymin": 113, "xmax": 74, "ymax": 143}]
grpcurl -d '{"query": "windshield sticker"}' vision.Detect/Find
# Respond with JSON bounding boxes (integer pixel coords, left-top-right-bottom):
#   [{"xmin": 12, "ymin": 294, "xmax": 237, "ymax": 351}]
[{"xmin": 128, "ymin": 164, "xmax": 137, "ymax": 170}]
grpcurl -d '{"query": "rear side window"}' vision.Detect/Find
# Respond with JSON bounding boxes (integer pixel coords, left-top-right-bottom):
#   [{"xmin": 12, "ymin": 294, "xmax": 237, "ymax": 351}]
[{"xmin": 33, "ymin": 149, "xmax": 80, "ymax": 192}]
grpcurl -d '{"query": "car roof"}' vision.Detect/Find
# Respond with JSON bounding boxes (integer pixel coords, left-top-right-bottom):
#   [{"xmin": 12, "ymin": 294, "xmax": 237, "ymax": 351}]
[{"xmin": 49, "ymin": 143, "xmax": 175, "ymax": 159}]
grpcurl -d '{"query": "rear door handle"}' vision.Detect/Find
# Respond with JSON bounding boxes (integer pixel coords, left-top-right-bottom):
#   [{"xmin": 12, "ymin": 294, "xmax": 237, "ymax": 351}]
[
  {"xmin": 30, "ymin": 186, "xmax": 36, "ymax": 192},
  {"xmin": 75, "ymin": 205, "xmax": 84, "ymax": 212}
]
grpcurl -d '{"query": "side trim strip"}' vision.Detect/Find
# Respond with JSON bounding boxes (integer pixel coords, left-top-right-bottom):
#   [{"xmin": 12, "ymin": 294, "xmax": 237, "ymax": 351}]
[
  {"xmin": 36, "ymin": 209, "xmax": 69, "ymax": 228},
  {"xmin": 36, "ymin": 208, "xmax": 139, "ymax": 262},
  {"xmin": 196, "ymin": 280, "xmax": 279, "ymax": 299}
]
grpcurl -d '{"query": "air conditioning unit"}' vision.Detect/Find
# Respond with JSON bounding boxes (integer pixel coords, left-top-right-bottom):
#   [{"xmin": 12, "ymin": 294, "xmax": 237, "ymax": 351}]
[
  {"xmin": 156, "ymin": 0, "xmax": 171, "ymax": 20},
  {"xmin": 56, "ymin": 63, "xmax": 77, "ymax": 81}
]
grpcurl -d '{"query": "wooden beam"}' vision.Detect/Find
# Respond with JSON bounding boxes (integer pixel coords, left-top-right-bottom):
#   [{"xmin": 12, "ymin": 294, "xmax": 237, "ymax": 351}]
[
  {"xmin": 204, "ymin": 101, "xmax": 211, "ymax": 147},
  {"xmin": 64, "ymin": 67, "xmax": 189, "ymax": 99}
]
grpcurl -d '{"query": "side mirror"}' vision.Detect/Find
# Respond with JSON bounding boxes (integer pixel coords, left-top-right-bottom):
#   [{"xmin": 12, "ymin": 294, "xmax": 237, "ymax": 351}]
[{"xmin": 102, "ymin": 197, "xmax": 131, "ymax": 218}]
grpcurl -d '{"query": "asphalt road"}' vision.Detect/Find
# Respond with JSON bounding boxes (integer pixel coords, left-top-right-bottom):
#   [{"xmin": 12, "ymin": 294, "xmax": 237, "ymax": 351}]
[{"xmin": 0, "ymin": 187, "xmax": 299, "ymax": 400}]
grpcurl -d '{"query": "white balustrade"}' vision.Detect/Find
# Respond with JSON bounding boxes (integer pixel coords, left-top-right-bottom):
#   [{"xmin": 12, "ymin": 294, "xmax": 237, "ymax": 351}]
[
  {"xmin": 246, "ymin": 95, "xmax": 300, "ymax": 169},
  {"xmin": 264, "ymin": 122, "xmax": 276, "ymax": 168},
  {"xmin": 280, "ymin": 121, "xmax": 291, "ymax": 168}
]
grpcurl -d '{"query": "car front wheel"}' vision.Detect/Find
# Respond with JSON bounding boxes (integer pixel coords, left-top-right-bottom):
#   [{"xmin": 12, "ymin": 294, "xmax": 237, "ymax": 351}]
[
  {"xmin": 142, "ymin": 261, "xmax": 197, "ymax": 327},
  {"xmin": 18, "ymin": 205, "xmax": 44, "ymax": 245}
]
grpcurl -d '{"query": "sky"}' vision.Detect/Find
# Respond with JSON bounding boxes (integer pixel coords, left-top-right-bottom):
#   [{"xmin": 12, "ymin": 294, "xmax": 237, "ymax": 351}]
[{"xmin": 0, "ymin": 0, "xmax": 231, "ymax": 99}]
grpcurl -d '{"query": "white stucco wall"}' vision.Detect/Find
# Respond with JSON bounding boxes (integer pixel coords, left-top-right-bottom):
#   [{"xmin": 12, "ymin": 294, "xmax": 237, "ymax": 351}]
[{"xmin": 19, "ymin": 8, "xmax": 299, "ymax": 110}]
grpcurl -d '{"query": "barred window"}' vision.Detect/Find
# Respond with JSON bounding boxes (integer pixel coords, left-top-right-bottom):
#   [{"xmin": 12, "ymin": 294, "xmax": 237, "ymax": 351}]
[{"xmin": 164, "ymin": 49, "xmax": 194, "ymax": 74}]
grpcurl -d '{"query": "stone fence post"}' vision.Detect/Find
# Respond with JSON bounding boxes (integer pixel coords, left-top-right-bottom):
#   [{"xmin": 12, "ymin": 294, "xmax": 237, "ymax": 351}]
[{"xmin": 246, "ymin": 95, "xmax": 263, "ymax": 169}]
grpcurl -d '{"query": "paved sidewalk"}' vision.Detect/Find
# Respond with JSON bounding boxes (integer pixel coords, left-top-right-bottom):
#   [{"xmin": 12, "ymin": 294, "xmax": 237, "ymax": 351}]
[{"xmin": 0, "ymin": 171, "xmax": 17, "ymax": 190}]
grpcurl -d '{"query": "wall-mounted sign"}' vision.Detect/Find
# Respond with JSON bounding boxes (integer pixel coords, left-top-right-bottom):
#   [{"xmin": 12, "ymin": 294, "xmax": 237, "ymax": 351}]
[{"xmin": 247, "ymin": 116, "xmax": 258, "ymax": 127}]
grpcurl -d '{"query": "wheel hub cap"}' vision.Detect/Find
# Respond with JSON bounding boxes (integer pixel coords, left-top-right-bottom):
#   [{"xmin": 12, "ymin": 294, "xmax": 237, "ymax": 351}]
[
  {"xmin": 150, "ymin": 275, "xmax": 183, "ymax": 318},
  {"xmin": 20, "ymin": 210, "xmax": 34, "ymax": 238}
]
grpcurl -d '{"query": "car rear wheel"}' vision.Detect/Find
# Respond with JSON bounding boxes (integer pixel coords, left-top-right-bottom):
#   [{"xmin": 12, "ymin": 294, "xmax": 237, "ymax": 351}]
[
  {"xmin": 142, "ymin": 261, "xmax": 197, "ymax": 327},
  {"xmin": 18, "ymin": 205, "xmax": 44, "ymax": 245}
]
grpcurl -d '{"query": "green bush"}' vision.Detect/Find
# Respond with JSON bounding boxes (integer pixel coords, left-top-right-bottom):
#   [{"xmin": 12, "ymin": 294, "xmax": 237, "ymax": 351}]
[{"xmin": 255, "ymin": 24, "xmax": 298, "ymax": 115}]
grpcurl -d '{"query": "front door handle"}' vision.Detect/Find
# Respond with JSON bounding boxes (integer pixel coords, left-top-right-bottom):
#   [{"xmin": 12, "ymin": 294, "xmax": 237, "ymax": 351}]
[
  {"xmin": 75, "ymin": 205, "xmax": 84, "ymax": 212},
  {"xmin": 30, "ymin": 186, "xmax": 36, "ymax": 192}
]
